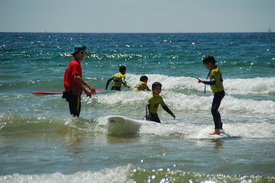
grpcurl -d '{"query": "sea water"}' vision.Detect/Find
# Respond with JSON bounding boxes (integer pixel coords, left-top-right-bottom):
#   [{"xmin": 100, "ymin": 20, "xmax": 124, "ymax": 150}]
[{"xmin": 0, "ymin": 33, "xmax": 274, "ymax": 182}]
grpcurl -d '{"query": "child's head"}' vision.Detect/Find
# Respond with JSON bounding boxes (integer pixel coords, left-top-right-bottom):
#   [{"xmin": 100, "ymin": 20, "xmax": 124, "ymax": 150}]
[
  {"xmin": 202, "ymin": 55, "xmax": 216, "ymax": 65},
  {"xmin": 202, "ymin": 55, "xmax": 216, "ymax": 70},
  {"xmin": 140, "ymin": 75, "xmax": 148, "ymax": 83},
  {"xmin": 152, "ymin": 82, "xmax": 162, "ymax": 95},
  {"xmin": 119, "ymin": 65, "xmax": 127, "ymax": 74}
]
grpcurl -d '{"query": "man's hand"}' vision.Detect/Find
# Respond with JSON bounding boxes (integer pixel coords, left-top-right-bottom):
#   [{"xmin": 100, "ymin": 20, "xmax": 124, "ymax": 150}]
[{"xmin": 89, "ymin": 85, "xmax": 96, "ymax": 94}]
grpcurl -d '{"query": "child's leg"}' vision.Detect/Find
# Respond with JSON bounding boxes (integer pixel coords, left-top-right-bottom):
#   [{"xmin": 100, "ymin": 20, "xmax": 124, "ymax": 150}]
[
  {"xmin": 146, "ymin": 113, "xmax": 161, "ymax": 123},
  {"xmin": 211, "ymin": 91, "xmax": 225, "ymax": 130},
  {"xmin": 111, "ymin": 86, "xmax": 121, "ymax": 91}
]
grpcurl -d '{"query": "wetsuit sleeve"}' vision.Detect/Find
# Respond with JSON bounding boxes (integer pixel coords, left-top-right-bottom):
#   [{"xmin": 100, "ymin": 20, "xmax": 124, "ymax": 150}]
[
  {"xmin": 204, "ymin": 80, "xmax": 216, "ymax": 85},
  {"xmin": 122, "ymin": 80, "xmax": 128, "ymax": 87},
  {"xmin": 162, "ymin": 105, "xmax": 173, "ymax": 115},
  {"xmin": 105, "ymin": 78, "xmax": 113, "ymax": 89},
  {"xmin": 146, "ymin": 104, "xmax": 150, "ymax": 114},
  {"xmin": 146, "ymin": 99, "xmax": 151, "ymax": 114}
]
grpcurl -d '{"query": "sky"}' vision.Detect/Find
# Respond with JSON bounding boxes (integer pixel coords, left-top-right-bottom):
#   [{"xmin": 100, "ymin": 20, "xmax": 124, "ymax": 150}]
[{"xmin": 0, "ymin": 0, "xmax": 274, "ymax": 33}]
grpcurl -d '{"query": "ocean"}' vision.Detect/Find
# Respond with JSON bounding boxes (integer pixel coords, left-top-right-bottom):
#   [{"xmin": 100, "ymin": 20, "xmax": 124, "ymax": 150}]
[{"xmin": 0, "ymin": 32, "xmax": 274, "ymax": 183}]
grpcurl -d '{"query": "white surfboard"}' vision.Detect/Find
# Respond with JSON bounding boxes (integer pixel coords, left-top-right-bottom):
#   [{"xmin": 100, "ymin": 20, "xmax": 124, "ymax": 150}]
[
  {"xmin": 189, "ymin": 127, "xmax": 239, "ymax": 140},
  {"xmin": 107, "ymin": 115, "xmax": 149, "ymax": 134}
]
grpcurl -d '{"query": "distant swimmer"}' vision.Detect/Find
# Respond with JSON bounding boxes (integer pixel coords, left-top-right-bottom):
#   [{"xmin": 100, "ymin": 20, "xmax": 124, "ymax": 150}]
[
  {"xmin": 105, "ymin": 65, "xmax": 130, "ymax": 91},
  {"xmin": 196, "ymin": 55, "xmax": 225, "ymax": 135},
  {"xmin": 133, "ymin": 75, "xmax": 150, "ymax": 91}
]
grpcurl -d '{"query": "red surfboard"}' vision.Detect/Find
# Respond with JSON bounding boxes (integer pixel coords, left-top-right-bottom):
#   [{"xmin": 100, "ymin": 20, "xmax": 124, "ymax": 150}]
[{"xmin": 32, "ymin": 90, "xmax": 103, "ymax": 95}]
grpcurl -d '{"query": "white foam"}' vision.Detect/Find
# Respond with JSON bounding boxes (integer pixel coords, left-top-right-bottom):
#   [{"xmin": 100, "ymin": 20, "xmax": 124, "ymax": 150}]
[
  {"xmin": 0, "ymin": 164, "xmax": 133, "ymax": 183},
  {"xmin": 138, "ymin": 116, "xmax": 275, "ymax": 139},
  {"xmin": 126, "ymin": 73, "xmax": 202, "ymax": 91},
  {"xmin": 224, "ymin": 77, "xmax": 275, "ymax": 95},
  {"xmin": 93, "ymin": 90, "xmax": 148, "ymax": 105},
  {"xmin": 105, "ymin": 74, "xmax": 275, "ymax": 115},
  {"xmin": 90, "ymin": 89, "xmax": 275, "ymax": 115},
  {"xmin": 81, "ymin": 73, "xmax": 275, "ymax": 139},
  {"xmin": 223, "ymin": 95, "xmax": 275, "ymax": 114},
  {"xmin": 126, "ymin": 74, "xmax": 275, "ymax": 95}
]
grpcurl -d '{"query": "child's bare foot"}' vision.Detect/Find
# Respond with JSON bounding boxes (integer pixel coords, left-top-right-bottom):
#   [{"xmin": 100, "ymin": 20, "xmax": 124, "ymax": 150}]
[
  {"xmin": 209, "ymin": 132, "xmax": 220, "ymax": 135},
  {"xmin": 209, "ymin": 129, "xmax": 220, "ymax": 135}
]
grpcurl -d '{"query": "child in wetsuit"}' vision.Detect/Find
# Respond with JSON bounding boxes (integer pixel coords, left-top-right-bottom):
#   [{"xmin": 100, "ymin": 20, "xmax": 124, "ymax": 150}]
[
  {"xmin": 146, "ymin": 82, "xmax": 175, "ymax": 123},
  {"xmin": 133, "ymin": 75, "xmax": 150, "ymax": 91},
  {"xmin": 196, "ymin": 55, "xmax": 225, "ymax": 135},
  {"xmin": 105, "ymin": 65, "xmax": 130, "ymax": 91}
]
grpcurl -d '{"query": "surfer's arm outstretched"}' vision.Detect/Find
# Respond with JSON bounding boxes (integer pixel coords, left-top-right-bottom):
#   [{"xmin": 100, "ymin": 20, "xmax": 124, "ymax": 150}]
[
  {"xmin": 162, "ymin": 105, "xmax": 176, "ymax": 119},
  {"xmin": 203, "ymin": 80, "xmax": 216, "ymax": 85},
  {"xmin": 196, "ymin": 77, "xmax": 216, "ymax": 85},
  {"xmin": 122, "ymin": 80, "xmax": 130, "ymax": 88}
]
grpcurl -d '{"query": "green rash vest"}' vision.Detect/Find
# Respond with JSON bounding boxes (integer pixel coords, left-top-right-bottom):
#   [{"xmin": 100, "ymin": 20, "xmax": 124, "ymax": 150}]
[
  {"xmin": 111, "ymin": 72, "xmax": 126, "ymax": 87},
  {"xmin": 133, "ymin": 81, "xmax": 150, "ymax": 91},
  {"xmin": 208, "ymin": 66, "xmax": 224, "ymax": 93},
  {"xmin": 146, "ymin": 93, "xmax": 173, "ymax": 115}
]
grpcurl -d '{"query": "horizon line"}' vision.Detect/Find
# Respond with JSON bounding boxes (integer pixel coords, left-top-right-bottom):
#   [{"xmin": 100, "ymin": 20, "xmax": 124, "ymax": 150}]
[{"xmin": 0, "ymin": 31, "xmax": 273, "ymax": 34}]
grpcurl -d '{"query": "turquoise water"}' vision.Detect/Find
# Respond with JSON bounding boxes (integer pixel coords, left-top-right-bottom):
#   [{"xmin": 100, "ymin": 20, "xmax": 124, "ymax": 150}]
[{"xmin": 0, "ymin": 33, "xmax": 275, "ymax": 182}]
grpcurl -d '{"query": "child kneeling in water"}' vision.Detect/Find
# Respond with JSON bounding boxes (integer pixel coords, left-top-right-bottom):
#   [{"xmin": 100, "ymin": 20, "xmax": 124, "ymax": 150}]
[{"xmin": 133, "ymin": 75, "xmax": 150, "ymax": 91}]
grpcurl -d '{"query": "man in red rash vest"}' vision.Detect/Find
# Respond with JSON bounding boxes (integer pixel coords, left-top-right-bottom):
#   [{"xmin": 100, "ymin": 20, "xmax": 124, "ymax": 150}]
[{"xmin": 63, "ymin": 45, "xmax": 96, "ymax": 117}]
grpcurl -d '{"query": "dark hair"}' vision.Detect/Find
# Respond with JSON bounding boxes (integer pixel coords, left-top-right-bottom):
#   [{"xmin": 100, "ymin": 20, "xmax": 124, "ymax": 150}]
[
  {"xmin": 202, "ymin": 55, "xmax": 216, "ymax": 65},
  {"xmin": 119, "ymin": 65, "xmax": 126, "ymax": 73},
  {"xmin": 140, "ymin": 75, "xmax": 148, "ymax": 82},
  {"xmin": 72, "ymin": 45, "xmax": 86, "ymax": 57},
  {"xmin": 152, "ymin": 82, "xmax": 162, "ymax": 90}
]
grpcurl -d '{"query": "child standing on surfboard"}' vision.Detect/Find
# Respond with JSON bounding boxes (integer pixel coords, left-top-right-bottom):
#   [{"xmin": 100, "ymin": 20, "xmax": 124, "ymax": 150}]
[
  {"xmin": 133, "ymin": 75, "xmax": 151, "ymax": 91},
  {"xmin": 196, "ymin": 55, "xmax": 225, "ymax": 135},
  {"xmin": 63, "ymin": 45, "xmax": 96, "ymax": 117},
  {"xmin": 105, "ymin": 65, "xmax": 130, "ymax": 91},
  {"xmin": 146, "ymin": 82, "xmax": 175, "ymax": 123}
]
